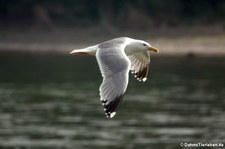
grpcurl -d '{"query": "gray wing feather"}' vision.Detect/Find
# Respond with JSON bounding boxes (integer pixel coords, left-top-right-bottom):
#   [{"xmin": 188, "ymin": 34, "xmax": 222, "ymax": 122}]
[{"xmin": 96, "ymin": 43, "xmax": 130, "ymax": 118}]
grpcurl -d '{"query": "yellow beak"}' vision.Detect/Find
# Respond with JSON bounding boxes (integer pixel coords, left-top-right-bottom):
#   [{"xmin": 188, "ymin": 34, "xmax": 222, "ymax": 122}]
[{"xmin": 149, "ymin": 46, "xmax": 159, "ymax": 53}]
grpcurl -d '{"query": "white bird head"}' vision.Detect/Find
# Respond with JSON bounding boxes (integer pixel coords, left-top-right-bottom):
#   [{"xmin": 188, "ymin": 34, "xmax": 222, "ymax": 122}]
[{"xmin": 125, "ymin": 39, "xmax": 159, "ymax": 55}]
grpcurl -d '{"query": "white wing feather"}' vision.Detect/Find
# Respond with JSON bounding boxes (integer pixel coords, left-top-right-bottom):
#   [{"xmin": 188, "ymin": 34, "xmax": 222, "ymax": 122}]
[{"xmin": 128, "ymin": 52, "xmax": 150, "ymax": 82}]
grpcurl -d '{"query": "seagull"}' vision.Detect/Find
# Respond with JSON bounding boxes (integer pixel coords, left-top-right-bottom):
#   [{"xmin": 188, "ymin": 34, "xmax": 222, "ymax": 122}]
[{"xmin": 70, "ymin": 37, "xmax": 159, "ymax": 118}]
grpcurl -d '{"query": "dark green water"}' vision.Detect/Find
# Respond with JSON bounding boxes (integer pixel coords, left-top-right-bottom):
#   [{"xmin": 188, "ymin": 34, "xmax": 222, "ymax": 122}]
[{"xmin": 0, "ymin": 52, "xmax": 225, "ymax": 149}]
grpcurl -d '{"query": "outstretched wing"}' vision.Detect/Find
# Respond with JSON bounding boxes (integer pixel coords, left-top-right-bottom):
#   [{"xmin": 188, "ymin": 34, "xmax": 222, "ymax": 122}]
[
  {"xmin": 96, "ymin": 43, "xmax": 130, "ymax": 118},
  {"xmin": 128, "ymin": 52, "xmax": 150, "ymax": 82}
]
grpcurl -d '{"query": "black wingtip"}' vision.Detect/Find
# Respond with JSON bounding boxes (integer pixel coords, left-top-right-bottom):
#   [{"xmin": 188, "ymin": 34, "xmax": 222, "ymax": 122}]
[
  {"xmin": 134, "ymin": 66, "xmax": 149, "ymax": 82},
  {"xmin": 101, "ymin": 94, "xmax": 124, "ymax": 118}
]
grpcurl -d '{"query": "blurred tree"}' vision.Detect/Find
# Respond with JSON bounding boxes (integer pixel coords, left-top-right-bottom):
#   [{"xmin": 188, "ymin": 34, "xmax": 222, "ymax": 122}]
[{"xmin": 0, "ymin": 0, "xmax": 224, "ymax": 28}]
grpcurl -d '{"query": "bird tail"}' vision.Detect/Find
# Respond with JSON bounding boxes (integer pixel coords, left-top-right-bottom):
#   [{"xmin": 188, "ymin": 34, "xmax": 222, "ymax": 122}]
[{"xmin": 70, "ymin": 46, "xmax": 97, "ymax": 56}]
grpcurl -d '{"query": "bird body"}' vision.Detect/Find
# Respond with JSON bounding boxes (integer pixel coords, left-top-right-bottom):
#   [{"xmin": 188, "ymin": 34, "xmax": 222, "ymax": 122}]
[{"xmin": 70, "ymin": 37, "xmax": 158, "ymax": 118}]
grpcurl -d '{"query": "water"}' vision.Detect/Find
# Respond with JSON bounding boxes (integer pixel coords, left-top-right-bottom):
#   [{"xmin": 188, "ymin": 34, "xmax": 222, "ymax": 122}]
[{"xmin": 0, "ymin": 52, "xmax": 225, "ymax": 149}]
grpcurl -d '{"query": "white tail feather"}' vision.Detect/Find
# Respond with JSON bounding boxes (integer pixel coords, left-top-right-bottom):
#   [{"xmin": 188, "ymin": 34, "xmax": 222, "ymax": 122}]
[{"xmin": 70, "ymin": 45, "xmax": 97, "ymax": 55}]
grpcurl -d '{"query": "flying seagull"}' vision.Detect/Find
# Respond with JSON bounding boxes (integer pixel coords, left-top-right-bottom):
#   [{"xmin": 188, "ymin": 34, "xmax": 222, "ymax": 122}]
[{"xmin": 70, "ymin": 37, "xmax": 159, "ymax": 118}]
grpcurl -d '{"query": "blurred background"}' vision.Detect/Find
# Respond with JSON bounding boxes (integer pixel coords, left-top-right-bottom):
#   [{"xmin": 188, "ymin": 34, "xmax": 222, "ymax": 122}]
[
  {"xmin": 0, "ymin": 0, "xmax": 225, "ymax": 149},
  {"xmin": 0, "ymin": 0, "xmax": 225, "ymax": 53}
]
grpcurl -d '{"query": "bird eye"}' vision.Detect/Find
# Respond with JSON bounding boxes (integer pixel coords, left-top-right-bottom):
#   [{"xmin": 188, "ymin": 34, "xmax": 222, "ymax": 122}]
[{"xmin": 143, "ymin": 43, "xmax": 147, "ymax": 46}]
